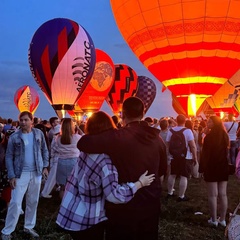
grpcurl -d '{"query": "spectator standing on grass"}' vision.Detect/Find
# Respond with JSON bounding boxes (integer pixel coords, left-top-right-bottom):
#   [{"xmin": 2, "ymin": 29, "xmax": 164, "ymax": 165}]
[
  {"xmin": 77, "ymin": 97, "xmax": 167, "ymax": 240},
  {"xmin": 40, "ymin": 127, "xmax": 60, "ymax": 199},
  {"xmin": 185, "ymin": 120, "xmax": 199, "ymax": 178},
  {"xmin": 166, "ymin": 114, "xmax": 197, "ymax": 202},
  {"xmin": 199, "ymin": 116, "xmax": 229, "ymax": 227},
  {"xmin": 51, "ymin": 118, "xmax": 81, "ymax": 199},
  {"xmin": 1, "ymin": 111, "xmax": 49, "ymax": 240},
  {"xmin": 223, "ymin": 113, "xmax": 238, "ymax": 166},
  {"xmin": 56, "ymin": 111, "xmax": 155, "ymax": 240},
  {"xmin": 159, "ymin": 118, "xmax": 170, "ymax": 182}
]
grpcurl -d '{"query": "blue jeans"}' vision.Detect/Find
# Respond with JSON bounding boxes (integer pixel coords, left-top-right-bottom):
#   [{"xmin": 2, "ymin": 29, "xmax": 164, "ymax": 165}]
[{"xmin": 229, "ymin": 141, "xmax": 238, "ymax": 165}]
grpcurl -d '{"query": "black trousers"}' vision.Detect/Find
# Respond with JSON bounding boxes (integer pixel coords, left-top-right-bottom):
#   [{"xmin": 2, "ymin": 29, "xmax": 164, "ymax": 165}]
[
  {"xmin": 105, "ymin": 205, "xmax": 160, "ymax": 240},
  {"xmin": 66, "ymin": 221, "xmax": 106, "ymax": 240}
]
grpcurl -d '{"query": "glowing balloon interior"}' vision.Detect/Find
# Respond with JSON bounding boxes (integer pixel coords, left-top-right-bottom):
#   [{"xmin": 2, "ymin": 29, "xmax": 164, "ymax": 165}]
[
  {"xmin": 106, "ymin": 64, "xmax": 138, "ymax": 114},
  {"xmin": 111, "ymin": 0, "xmax": 240, "ymax": 116},
  {"xmin": 135, "ymin": 76, "xmax": 156, "ymax": 113},
  {"xmin": 14, "ymin": 85, "xmax": 40, "ymax": 114},
  {"xmin": 77, "ymin": 49, "xmax": 115, "ymax": 113},
  {"xmin": 28, "ymin": 18, "xmax": 96, "ymax": 116}
]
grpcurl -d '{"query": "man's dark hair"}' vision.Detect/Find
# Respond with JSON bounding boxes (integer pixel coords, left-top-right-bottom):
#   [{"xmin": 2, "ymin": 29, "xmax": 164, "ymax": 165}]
[
  {"xmin": 160, "ymin": 118, "xmax": 169, "ymax": 130},
  {"xmin": 49, "ymin": 117, "xmax": 58, "ymax": 126},
  {"xmin": 19, "ymin": 111, "xmax": 33, "ymax": 121},
  {"xmin": 176, "ymin": 114, "xmax": 186, "ymax": 125},
  {"xmin": 122, "ymin": 97, "xmax": 144, "ymax": 119},
  {"xmin": 7, "ymin": 118, "xmax": 12, "ymax": 124},
  {"xmin": 33, "ymin": 117, "xmax": 39, "ymax": 125}
]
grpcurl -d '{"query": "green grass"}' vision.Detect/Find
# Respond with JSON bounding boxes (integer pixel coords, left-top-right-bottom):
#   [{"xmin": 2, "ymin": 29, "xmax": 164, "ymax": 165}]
[{"xmin": 0, "ymin": 176, "xmax": 239, "ymax": 239}]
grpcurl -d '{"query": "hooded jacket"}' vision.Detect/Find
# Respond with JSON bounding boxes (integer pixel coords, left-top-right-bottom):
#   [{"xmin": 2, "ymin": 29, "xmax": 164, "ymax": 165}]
[{"xmin": 77, "ymin": 120, "xmax": 167, "ymax": 210}]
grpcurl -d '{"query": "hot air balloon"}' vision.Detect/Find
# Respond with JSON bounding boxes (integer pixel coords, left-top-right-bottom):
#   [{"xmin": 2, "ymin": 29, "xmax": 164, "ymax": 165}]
[
  {"xmin": 76, "ymin": 49, "xmax": 115, "ymax": 113},
  {"xmin": 233, "ymin": 93, "xmax": 240, "ymax": 115},
  {"xmin": 171, "ymin": 93, "xmax": 187, "ymax": 116},
  {"xmin": 206, "ymin": 80, "xmax": 239, "ymax": 117},
  {"xmin": 135, "ymin": 76, "xmax": 156, "ymax": 113},
  {"xmin": 14, "ymin": 85, "xmax": 40, "ymax": 114},
  {"xmin": 110, "ymin": 0, "xmax": 240, "ymax": 116},
  {"xmin": 106, "ymin": 64, "xmax": 138, "ymax": 115},
  {"xmin": 67, "ymin": 104, "xmax": 83, "ymax": 121},
  {"xmin": 28, "ymin": 18, "xmax": 96, "ymax": 118}
]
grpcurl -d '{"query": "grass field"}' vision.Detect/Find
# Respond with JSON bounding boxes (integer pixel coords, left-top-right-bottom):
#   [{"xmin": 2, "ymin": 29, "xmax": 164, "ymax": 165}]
[{"xmin": 0, "ymin": 175, "xmax": 239, "ymax": 239}]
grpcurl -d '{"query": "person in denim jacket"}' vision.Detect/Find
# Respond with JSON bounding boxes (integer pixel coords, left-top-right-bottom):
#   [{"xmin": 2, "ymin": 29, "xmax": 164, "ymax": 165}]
[{"xmin": 1, "ymin": 111, "xmax": 49, "ymax": 240}]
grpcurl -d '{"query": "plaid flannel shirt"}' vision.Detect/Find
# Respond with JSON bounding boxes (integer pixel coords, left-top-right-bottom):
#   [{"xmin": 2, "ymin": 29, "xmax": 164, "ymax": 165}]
[{"xmin": 56, "ymin": 152, "xmax": 137, "ymax": 231}]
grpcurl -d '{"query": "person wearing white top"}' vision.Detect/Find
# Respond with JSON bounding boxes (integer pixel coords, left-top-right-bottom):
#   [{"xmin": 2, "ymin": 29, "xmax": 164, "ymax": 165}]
[
  {"xmin": 166, "ymin": 115, "xmax": 197, "ymax": 202},
  {"xmin": 223, "ymin": 114, "xmax": 238, "ymax": 165},
  {"xmin": 1, "ymin": 111, "xmax": 49, "ymax": 240},
  {"xmin": 51, "ymin": 118, "xmax": 81, "ymax": 199}
]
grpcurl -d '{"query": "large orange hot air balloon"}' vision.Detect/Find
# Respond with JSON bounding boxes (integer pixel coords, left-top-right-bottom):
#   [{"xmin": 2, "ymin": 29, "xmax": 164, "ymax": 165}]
[
  {"xmin": 76, "ymin": 49, "xmax": 115, "ymax": 113},
  {"xmin": 111, "ymin": 0, "xmax": 240, "ymax": 116},
  {"xmin": 28, "ymin": 18, "xmax": 96, "ymax": 118},
  {"xmin": 106, "ymin": 64, "xmax": 138, "ymax": 115},
  {"xmin": 14, "ymin": 85, "xmax": 40, "ymax": 114}
]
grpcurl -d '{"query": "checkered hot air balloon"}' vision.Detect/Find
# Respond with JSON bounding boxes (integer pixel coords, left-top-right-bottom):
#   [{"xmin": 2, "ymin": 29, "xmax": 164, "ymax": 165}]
[
  {"xmin": 135, "ymin": 76, "xmax": 156, "ymax": 113},
  {"xmin": 14, "ymin": 85, "xmax": 40, "ymax": 114},
  {"xmin": 28, "ymin": 18, "xmax": 96, "ymax": 118}
]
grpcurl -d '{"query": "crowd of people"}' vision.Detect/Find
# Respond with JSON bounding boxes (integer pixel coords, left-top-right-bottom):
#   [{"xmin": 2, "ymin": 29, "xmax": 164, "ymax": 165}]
[{"xmin": 0, "ymin": 97, "xmax": 239, "ymax": 239}]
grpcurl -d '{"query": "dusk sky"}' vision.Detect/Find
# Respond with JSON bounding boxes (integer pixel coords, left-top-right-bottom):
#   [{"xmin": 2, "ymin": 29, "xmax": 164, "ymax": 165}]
[{"xmin": 0, "ymin": 0, "xmax": 176, "ymax": 121}]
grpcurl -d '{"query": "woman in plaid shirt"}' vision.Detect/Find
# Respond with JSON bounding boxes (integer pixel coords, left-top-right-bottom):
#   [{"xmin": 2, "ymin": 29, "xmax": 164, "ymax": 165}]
[{"xmin": 56, "ymin": 111, "xmax": 154, "ymax": 240}]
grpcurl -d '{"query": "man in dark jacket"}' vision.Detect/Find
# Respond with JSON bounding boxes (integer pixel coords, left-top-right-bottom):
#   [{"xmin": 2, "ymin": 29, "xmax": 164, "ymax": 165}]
[{"xmin": 77, "ymin": 97, "xmax": 167, "ymax": 240}]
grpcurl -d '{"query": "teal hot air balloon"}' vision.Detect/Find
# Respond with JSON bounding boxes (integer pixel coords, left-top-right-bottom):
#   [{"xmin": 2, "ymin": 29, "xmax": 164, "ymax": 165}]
[{"xmin": 135, "ymin": 76, "xmax": 156, "ymax": 113}]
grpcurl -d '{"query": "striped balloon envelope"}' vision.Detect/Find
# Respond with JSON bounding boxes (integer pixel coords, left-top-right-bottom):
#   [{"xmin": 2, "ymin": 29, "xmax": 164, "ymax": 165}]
[
  {"xmin": 106, "ymin": 64, "xmax": 138, "ymax": 115},
  {"xmin": 14, "ymin": 85, "xmax": 40, "ymax": 114},
  {"xmin": 111, "ymin": 0, "xmax": 240, "ymax": 116},
  {"xmin": 28, "ymin": 18, "xmax": 96, "ymax": 118}
]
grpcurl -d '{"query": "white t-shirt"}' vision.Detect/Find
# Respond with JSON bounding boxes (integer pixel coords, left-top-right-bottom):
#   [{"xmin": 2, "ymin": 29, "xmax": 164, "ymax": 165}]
[
  {"xmin": 166, "ymin": 126, "xmax": 194, "ymax": 160},
  {"xmin": 224, "ymin": 121, "xmax": 238, "ymax": 141},
  {"xmin": 22, "ymin": 131, "xmax": 36, "ymax": 171}
]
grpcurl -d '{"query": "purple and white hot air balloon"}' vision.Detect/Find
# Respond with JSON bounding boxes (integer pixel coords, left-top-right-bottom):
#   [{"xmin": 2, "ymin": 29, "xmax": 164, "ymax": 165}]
[{"xmin": 28, "ymin": 18, "xmax": 96, "ymax": 118}]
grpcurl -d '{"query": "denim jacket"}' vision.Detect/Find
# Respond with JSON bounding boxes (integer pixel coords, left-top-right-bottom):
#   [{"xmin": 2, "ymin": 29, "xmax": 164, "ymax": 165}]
[{"xmin": 5, "ymin": 128, "xmax": 49, "ymax": 179}]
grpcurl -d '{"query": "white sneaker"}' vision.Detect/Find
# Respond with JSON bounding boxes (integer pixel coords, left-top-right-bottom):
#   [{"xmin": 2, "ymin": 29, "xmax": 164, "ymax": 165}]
[
  {"xmin": 208, "ymin": 218, "xmax": 218, "ymax": 227},
  {"xmin": 41, "ymin": 194, "xmax": 52, "ymax": 198},
  {"xmin": 1, "ymin": 234, "xmax": 12, "ymax": 240},
  {"xmin": 23, "ymin": 228, "xmax": 39, "ymax": 238},
  {"xmin": 218, "ymin": 218, "xmax": 226, "ymax": 227}
]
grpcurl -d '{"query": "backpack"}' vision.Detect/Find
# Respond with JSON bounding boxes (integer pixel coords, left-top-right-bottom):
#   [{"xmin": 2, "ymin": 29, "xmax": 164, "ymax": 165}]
[{"xmin": 169, "ymin": 128, "xmax": 187, "ymax": 159}]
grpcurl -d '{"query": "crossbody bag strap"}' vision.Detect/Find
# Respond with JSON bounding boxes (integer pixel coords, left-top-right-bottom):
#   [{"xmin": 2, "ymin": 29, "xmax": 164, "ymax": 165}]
[{"xmin": 228, "ymin": 122, "xmax": 235, "ymax": 133}]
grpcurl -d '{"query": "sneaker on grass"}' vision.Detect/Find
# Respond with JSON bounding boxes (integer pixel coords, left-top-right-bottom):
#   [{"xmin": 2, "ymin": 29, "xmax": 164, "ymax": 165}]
[
  {"xmin": 1, "ymin": 234, "xmax": 12, "ymax": 240},
  {"xmin": 208, "ymin": 218, "xmax": 218, "ymax": 227},
  {"xmin": 177, "ymin": 196, "xmax": 189, "ymax": 202},
  {"xmin": 23, "ymin": 228, "xmax": 39, "ymax": 238}
]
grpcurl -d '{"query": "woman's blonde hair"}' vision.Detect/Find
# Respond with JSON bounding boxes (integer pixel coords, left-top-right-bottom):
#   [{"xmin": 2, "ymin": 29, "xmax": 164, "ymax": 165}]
[{"xmin": 60, "ymin": 118, "xmax": 74, "ymax": 144}]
